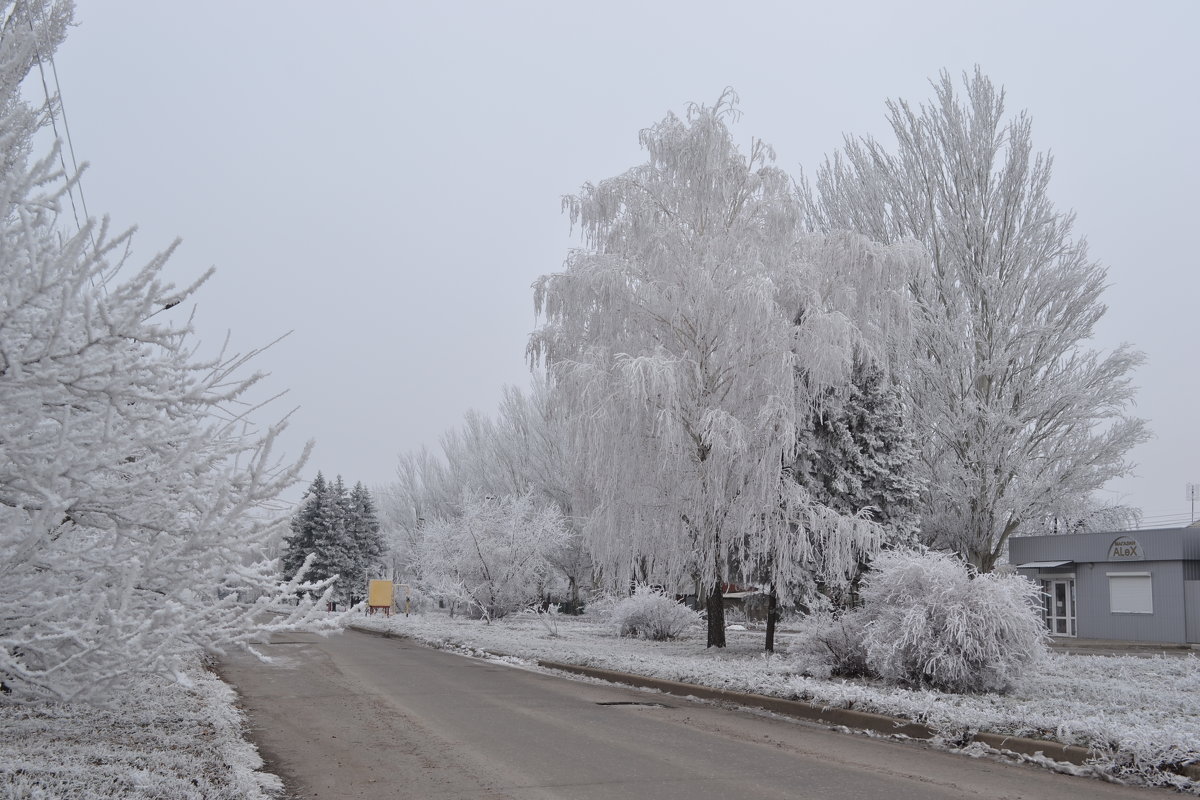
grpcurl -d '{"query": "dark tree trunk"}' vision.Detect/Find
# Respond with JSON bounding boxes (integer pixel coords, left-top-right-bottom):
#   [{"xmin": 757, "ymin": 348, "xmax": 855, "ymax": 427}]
[
  {"xmin": 567, "ymin": 575, "xmax": 580, "ymax": 614},
  {"xmin": 705, "ymin": 582, "xmax": 726, "ymax": 648},
  {"xmin": 764, "ymin": 585, "xmax": 779, "ymax": 653}
]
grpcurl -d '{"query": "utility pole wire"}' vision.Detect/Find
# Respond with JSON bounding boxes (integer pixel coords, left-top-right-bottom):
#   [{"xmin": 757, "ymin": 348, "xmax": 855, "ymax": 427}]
[{"xmin": 28, "ymin": 14, "xmax": 99, "ymax": 261}]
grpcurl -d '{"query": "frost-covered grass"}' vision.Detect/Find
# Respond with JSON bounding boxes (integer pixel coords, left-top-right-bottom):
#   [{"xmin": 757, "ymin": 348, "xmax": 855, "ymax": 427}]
[
  {"xmin": 0, "ymin": 655, "xmax": 278, "ymax": 800},
  {"xmin": 356, "ymin": 609, "xmax": 1200, "ymax": 792}
]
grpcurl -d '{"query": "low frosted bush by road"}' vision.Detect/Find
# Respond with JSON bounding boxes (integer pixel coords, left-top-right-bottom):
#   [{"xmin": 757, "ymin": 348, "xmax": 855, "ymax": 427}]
[{"xmin": 609, "ymin": 585, "xmax": 703, "ymax": 640}]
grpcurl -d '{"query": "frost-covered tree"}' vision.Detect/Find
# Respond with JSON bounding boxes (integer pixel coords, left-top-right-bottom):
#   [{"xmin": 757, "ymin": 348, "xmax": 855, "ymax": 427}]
[
  {"xmin": 762, "ymin": 355, "xmax": 923, "ymax": 634},
  {"xmin": 413, "ymin": 492, "xmax": 570, "ymax": 621},
  {"xmin": 1024, "ymin": 494, "xmax": 1140, "ymax": 536},
  {"xmin": 284, "ymin": 475, "xmax": 384, "ymax": 606},
  {"xmin": 346, "ymin": 481, "xmax": 385, "ymax": 591},
  {"xmin": 380, "ymin": 447, "xmax": 451, "ymax": 582},
  {"xmin": 530, "ymin": 91, "xmax": 919, "ymax": 646},
  {"xmin": 323, "ymin": 475, "xmax": 354, "ymax": 602},
  {"xmin": 491, "ymin": 380, "xmax": 595, "ymax": 612},
  {"xmin": 383, "ymin": 378, "xmax": 594, "ymax": 609},
  {"xmin": 284, "ymin": 474, "xmax": 349, "ymax": 605},
  {"xmin": 801, "ymin": 357, "xmax": 922, "ymax": 542},
  {"xmin": 283, "ymin": 472, "xmax": 328, "ymax": 579},
  {"xmin": 0, "ymin": 0, "xmax": 333, "ymax": 702},
  {"xmin": 807, "ymin": 68, "xmax": 1149, "ymax": 571}
]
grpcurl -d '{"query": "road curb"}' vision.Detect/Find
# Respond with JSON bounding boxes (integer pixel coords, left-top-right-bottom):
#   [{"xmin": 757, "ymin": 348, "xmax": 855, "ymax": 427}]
[
  {"xmin": 348, "ymin": 624, "xmax": 1200, "ymax": 781},
  {"xmin": 537, "ymin": 659, "xmax": 934, "ymax": 739},
  {"xmin": 536, "ymin": 659, "xmax": 1093, "ymax": 765}
]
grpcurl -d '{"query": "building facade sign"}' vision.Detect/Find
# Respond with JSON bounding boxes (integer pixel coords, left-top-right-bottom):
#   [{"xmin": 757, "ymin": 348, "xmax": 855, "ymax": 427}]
[{"xmin": 1107, "ymin": 536, "xmax": 1145, "ymax": 561}]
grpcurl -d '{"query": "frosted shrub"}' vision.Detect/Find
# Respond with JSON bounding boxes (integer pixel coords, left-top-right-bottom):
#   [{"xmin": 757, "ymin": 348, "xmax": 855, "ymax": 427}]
[
  {"xmin": 611, "ymin": 585, "xmax": 701, "ymax": 641},
  {"xmin": 519, "ymin": 605, "xmax": 562, "ymax": 637},
  {"xmin": 791, "ymin": 610, "xmax": 869, "ymax": 681},
  {"xmin": 856, "ymin": 550, "xmax": 1049, "ymax": 693}
]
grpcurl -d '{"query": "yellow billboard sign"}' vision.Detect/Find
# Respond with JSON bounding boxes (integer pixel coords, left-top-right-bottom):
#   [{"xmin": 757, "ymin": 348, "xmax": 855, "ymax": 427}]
[{"xmin": 368, "ymin": 580, "xmax": 394, "ymax": 610}]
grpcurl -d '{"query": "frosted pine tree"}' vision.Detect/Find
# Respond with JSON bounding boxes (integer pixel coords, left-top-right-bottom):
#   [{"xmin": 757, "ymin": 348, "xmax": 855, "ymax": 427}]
[
  {"xmin": 0, "ymin": 0, "xmax": 334, "ymax": 702},
  {"xmin": 285, "ymin": 476, "xmax": 386, "ymax": 606},
  {"xmin": 530, "ymin": 91, "xmax": 919, "ymax": 647},
  {"xmin": 803, "ymin": 357, "xmax": 922, "ymax": 542},
  {"xmin": 346, "ymin": 481, "xmax": 385, "ymax": 597},
  {"xmin": 793, "ymin": 357, "xmax": 922, "ymax": 612},
  {"xmin": 283, "ymin": 472, "xmax": 329, "ymax": 581},
  {"xmin": 284, "ymin": 474, "xmax": 353, "ymax": 606},
  {"xmin": 323, "ymin": 475, "xmax": 355, "ymax": 603}
]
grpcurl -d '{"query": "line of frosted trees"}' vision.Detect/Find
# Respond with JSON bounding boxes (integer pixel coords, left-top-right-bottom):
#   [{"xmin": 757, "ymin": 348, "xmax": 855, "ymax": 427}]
[{"xmin": 384, "ymin": 74, "xmax": 1147, "ymax": 649}]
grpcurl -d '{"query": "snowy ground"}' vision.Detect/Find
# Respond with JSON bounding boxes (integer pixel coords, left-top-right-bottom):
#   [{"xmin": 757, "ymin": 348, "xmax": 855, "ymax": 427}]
[
  {"xmin": 356, "ymin": 609, "xmax": 1200, "ymax": 793},
  {"xmin": 0, "ymin": 655, "xmax": 278, "ymax": 800},
  {"xmin": 4, "ymin": 613, "xmax": 1193, "ymax": 797}
]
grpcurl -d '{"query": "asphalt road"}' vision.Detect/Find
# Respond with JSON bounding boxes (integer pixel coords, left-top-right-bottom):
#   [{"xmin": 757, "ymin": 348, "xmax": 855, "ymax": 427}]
[{"xmin": 217, "ymin": 629, "xmax": 1170, "ymax": 799}]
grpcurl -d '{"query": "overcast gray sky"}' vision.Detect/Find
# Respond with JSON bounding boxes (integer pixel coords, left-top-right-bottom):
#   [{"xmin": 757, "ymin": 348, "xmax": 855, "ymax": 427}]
[{"xmin": 46, "ymin": 1, "xmax": 1199, "ymax": 525}]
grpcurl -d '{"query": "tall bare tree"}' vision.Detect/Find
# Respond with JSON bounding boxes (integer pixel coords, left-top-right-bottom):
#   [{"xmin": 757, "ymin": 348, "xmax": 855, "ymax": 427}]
[{"xmin": 806, "ymin": 68, "xmax": 1149, "ymax": 571}]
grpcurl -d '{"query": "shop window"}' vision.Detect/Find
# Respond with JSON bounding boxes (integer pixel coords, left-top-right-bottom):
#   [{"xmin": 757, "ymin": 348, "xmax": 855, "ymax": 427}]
[{"xmin": 1108, "ymin": 572, "xmax": 1153, "ymax": 614}]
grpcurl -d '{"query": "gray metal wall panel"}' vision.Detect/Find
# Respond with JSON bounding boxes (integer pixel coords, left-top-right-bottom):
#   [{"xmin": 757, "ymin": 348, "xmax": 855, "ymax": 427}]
[
  {"xmin": 1133, "ymin": 529, "xmax": 1187, "ymax": 560},
  {"xmin": 1184, "ymin": 530, "xmax": 1200, "ymax": 560},
  {"xmin": 1187, "ymin": 581, "xmax": 1200, "ymax": 644},
  {"xmin": 1074, "ymin": 561, "xmax": 1186, "ymax": 643},
  {"xmin": 1185, "ymin": 561, "xmax": 1200, "ymax": 581},
  {"xmin": 1072, "ymin": 564, "xmax": 1105, "ymax": 639},
  {"xmin": 1009, "ymin": 529, "xmax": 1186, "ymax": 565}
]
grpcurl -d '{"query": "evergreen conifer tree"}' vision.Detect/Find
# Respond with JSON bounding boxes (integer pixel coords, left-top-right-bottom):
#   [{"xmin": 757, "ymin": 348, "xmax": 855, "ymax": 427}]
[
  {"xmin": 284, "ymin": 473, "xmax": 350, "ymax": 606},
  {"xmin": 283, "ymin": 472, "xmax": 328, "ymax": 580},
  {"xmin": 284, "ymin": 475, "xmax": 386, "ymax": 607},
  {"xmin": 794, "ymin": 357, "xmax": 923, "ymax": 609},
  {"xmin": 347, "ymin": 482, "xmax": 385, "ymax": 597},
  {"xmin": 804, "ymin": 358, "xmax": 922, "ymax": 541}
]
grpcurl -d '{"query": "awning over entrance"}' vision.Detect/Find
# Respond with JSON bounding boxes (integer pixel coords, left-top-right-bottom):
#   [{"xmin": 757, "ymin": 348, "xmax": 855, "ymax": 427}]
[{"xmin": 1014, "ymin": 560, "xmax": 1073, "ymax": 569}]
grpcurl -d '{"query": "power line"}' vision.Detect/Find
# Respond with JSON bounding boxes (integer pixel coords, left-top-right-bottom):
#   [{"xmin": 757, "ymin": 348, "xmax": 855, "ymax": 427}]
[
  {"xmin": 48, "ymin": 54, "xmax": 91, "ymax": 225},
  {"xmin": 30, "ymin": 24, "xmax": 80, "ymax": 230},
  {"xmin": 28, "ymin": 14, "xmax": 98, "ymax": 259},
  {"xmin": 1130, "ymin": 514, "xmax": 1195, "ymax": 531},
  {"xmin": 1138, "ymin": 511, "xmax": 1197, "ymax": 522}
]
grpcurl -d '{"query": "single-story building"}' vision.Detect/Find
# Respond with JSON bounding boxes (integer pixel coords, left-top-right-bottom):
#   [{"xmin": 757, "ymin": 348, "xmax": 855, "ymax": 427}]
[{"xmin": 1008, "ymin": 527, "xmax": 1200, "ymax": 644}]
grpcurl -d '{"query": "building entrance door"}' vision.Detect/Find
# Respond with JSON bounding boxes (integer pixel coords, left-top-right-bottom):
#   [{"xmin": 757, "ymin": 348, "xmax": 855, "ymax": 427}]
[{"xmin": 1041, "ymin": 578, "xmax": 1076, "ymax": 637}]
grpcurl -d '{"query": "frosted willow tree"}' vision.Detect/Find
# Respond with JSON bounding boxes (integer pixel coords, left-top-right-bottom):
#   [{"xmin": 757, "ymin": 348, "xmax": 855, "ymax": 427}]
[
  {"xmin": 0, "ymin": 0, "xmax": 333, "ymax": 702},
  {"xmin": 807, "ymin": 68, "xmax": 1149, "ymax": 571},
  {"xmin": 530, "ymin": 91, "xmax": 920, "ymax": 647}
]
